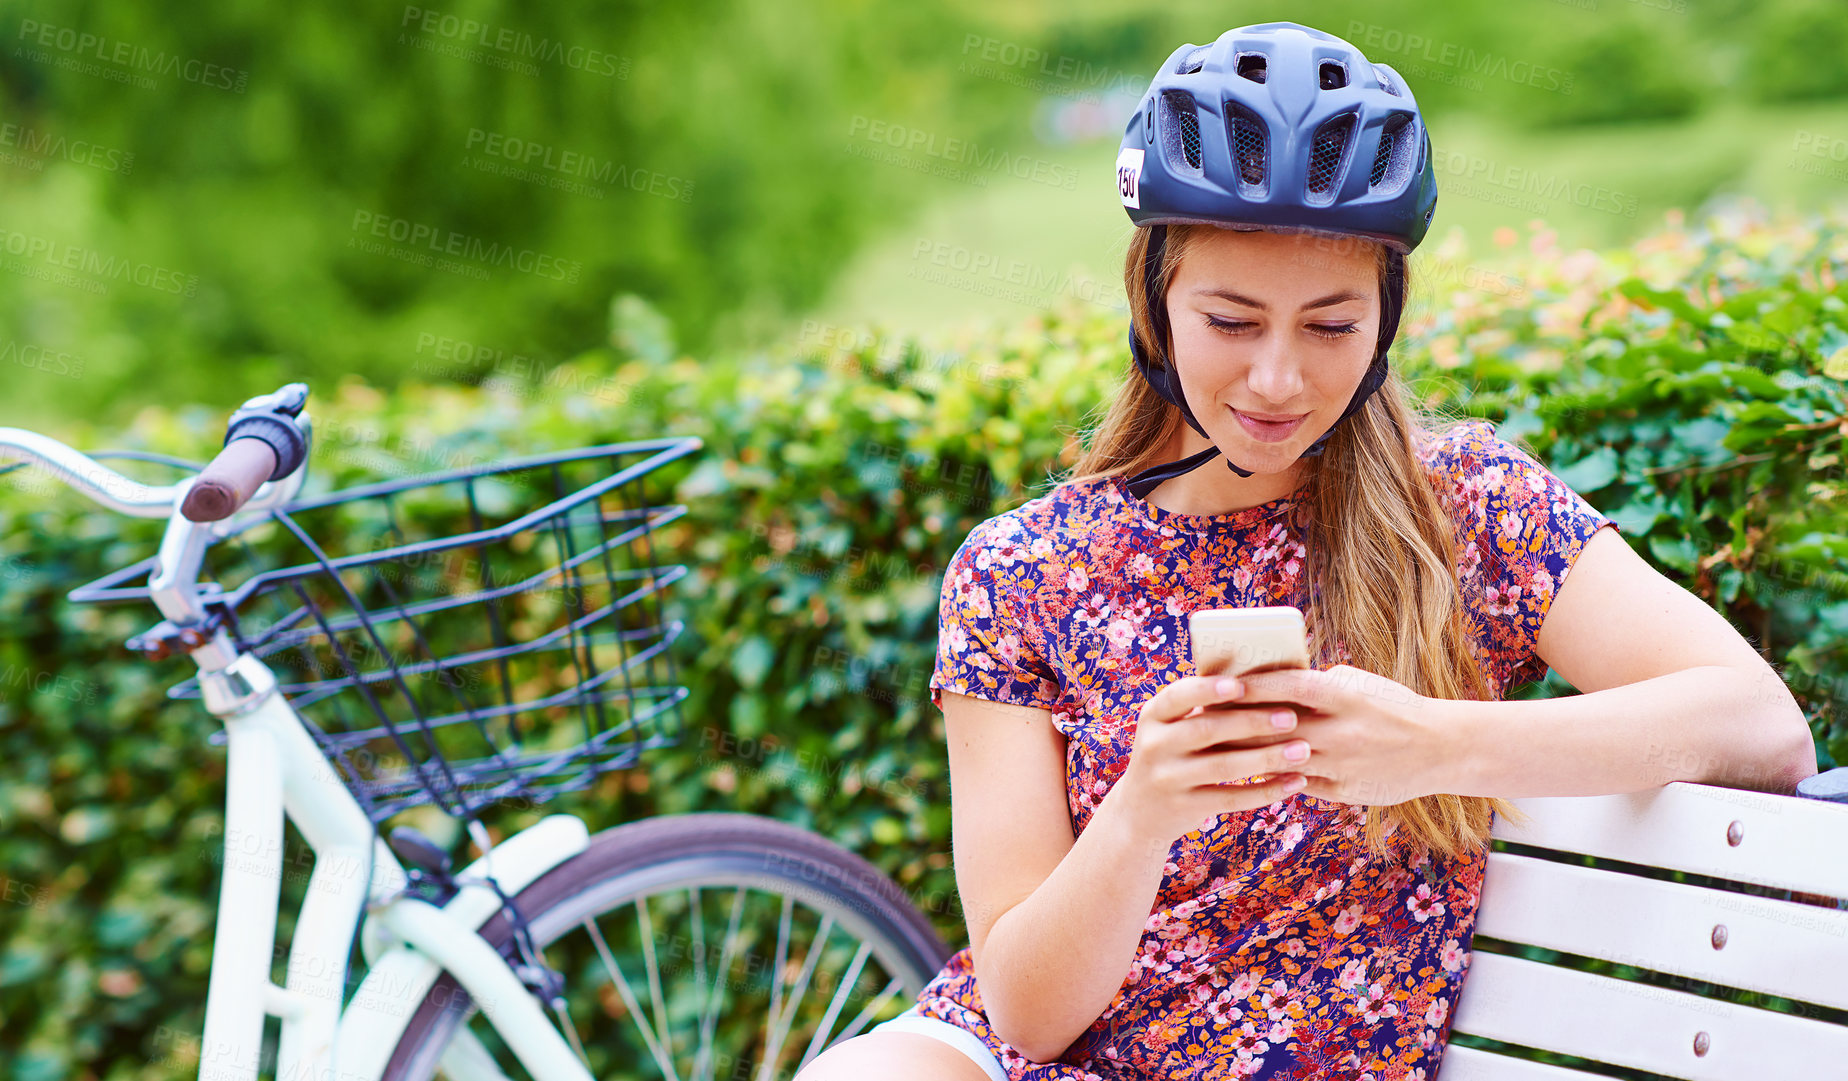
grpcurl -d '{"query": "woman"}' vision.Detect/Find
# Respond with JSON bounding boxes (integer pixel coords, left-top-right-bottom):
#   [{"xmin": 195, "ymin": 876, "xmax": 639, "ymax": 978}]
[{"xmin": 798, "ymin": 19, "xmax": 1814, "ymax": 1081}]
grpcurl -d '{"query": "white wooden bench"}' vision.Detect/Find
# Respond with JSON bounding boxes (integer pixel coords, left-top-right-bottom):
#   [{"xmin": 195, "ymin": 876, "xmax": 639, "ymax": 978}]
[{"xmin": 1434, "ymin": 766, "xmax": 1848, "ymax": 1080}]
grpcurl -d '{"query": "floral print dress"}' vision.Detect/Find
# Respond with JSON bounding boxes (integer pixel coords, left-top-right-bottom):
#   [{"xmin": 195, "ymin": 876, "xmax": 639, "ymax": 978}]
[{"xmin": 916, "ymin": 420, "xmax": 1619, "ymax": 1081}]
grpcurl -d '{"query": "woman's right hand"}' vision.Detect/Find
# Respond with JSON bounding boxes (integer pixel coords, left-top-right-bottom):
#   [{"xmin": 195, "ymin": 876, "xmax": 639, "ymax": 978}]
[{"xmin": 1111, "ymin": 674, "xmax": 1312, "ymax": 846}]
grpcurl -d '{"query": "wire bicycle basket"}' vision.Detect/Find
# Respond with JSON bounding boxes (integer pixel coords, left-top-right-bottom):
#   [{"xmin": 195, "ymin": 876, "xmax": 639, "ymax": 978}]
[{"xmin": 71, "ymin": 436, "xmax": 701, "ymax": 823}]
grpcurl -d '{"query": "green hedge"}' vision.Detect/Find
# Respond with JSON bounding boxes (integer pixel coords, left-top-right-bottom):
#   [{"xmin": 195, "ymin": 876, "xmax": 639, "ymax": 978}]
[{"xmin": 3, "ymin": 201, "xmax": 1846, "ymax": 1077}]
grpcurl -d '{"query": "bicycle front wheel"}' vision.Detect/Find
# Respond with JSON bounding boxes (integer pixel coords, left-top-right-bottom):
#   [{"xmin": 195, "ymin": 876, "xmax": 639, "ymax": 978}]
[{"xmin": 383, "ymin": 812, "xmax": 954, "ymax": 1081}]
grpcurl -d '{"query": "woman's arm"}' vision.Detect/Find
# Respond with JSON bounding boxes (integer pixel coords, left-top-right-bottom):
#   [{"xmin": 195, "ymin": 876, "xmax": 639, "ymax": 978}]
[
  {"xmin": 942, "ymin": 690, "xmax": 1172, "ymax": 1063},
  {"xmin": 1439, "ymin": 527, "xmax": 1817, "ymax": 798}
]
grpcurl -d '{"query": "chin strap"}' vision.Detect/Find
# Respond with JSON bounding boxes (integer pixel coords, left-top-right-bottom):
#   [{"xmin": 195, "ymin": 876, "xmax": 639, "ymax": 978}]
[{"xmin": 1123, "ymin": 223, "xmax": 1402, "ymax": 502}]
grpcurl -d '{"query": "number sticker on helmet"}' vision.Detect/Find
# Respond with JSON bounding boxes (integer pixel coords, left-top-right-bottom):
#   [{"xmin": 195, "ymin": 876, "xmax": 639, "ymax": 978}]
[{"xmin": 1117, "ymin": 147, "xmax": 1143, "ymax": 209}]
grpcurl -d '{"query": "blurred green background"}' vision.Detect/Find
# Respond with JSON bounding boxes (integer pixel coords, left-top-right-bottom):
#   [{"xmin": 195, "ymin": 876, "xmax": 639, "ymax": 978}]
[
  {"xmin": 9, "ymin": 1, "xmax": 1848, "ymax": 1078},
  {"xmin": 4, "ymin": 0, "xmax": 1848, "ymax": 426}
]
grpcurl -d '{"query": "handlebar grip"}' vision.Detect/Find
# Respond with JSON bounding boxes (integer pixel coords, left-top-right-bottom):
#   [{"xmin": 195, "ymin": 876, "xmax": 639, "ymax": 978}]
[{"xmin": 181, "ymin": 437, "xmax": 279, "ymax": 522}]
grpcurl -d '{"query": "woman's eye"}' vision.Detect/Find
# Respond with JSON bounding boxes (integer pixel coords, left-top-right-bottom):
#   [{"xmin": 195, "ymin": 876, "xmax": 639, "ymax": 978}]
[{"xmin": 1205, "ymin": 315, "xmax": 1359, "ymax": 339}]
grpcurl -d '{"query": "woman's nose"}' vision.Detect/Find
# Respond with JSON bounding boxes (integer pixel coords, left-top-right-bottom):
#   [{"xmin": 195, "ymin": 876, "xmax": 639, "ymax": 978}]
[{"xmin": 1244, "ymin": 335, "xmax": 1303, "ymax": 404}]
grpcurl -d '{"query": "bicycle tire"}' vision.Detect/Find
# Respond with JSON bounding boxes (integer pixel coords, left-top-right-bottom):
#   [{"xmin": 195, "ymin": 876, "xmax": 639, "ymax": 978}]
[{"xmin": 381, "ymin": 811, "xmax": 954, "ymax": 1080}]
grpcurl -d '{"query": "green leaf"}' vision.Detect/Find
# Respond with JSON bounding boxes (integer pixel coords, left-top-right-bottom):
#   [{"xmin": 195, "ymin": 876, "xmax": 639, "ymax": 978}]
[
  {"xmin": 731, "ymin": 635, "xmax": 775, "ymax": 691},
  {"xmin": 870, "ymin": 816, "xmax": 905, "ymax": 846},
  {"xmin": 1609, "ymin": 489, "xmax": 1670, "ymax": 535},
  {"xmin": 1649, "ymin": 535, "xmax": 1701, "ymax": 573},
  {"xmin": 1724, "ymin": 401, "xmax": 1798, "ymax": 451},
  {"xmin": 1826, "ymin": 345, "xmax": 1848, "ymax": 380},
  {"xmin": 1553, "ymin": 447, "xmax": 1620, "ymax": 493}
]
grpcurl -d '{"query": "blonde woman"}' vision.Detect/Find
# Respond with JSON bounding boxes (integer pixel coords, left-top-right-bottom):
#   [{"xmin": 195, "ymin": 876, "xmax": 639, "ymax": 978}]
[{"xmin": 798, "ymin": 19, "xmax": 1815, "ymax": 1081}]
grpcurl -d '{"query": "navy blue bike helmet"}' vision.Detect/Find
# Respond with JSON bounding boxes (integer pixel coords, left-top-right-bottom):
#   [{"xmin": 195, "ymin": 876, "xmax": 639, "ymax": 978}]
[{"xmin": 1117, "ymin": 21, "xmax": 1439, "ymax": 500}]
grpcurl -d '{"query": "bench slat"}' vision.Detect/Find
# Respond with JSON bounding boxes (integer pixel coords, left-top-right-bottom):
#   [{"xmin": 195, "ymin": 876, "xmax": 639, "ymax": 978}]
[
  {"xmin": 1493, "ymin": 782, "xmax": 1848, "ymax": 899},
  {"xmin": 1471, "ymin": 850, "xmax": 1848, "ymax": 1012},
  {"xmin": 1473, "ymin": 851, "xmax": 1848, "ymax": 1012},
  {"xmin": 1448, "ymin": 951, "xmax": 1848, "ymax": 1079},
  {"xmin": 1434, "ymin": 1043, "xmax": 1622, "ymax": 1081}
]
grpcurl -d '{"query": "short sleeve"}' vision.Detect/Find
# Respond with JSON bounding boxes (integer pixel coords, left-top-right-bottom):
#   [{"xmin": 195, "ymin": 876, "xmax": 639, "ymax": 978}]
[
  {"xmin": 929, "ymin": 517, "xmax": 1062, "ymax": 711},
  {"xmin": 1442, "ymin": 421, "xmax": 1621, "ymax": 690}
]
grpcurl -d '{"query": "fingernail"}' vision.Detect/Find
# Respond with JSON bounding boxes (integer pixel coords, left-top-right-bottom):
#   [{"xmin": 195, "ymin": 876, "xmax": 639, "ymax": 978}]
[
  {"xmin": 1216, "ymin": 677, "xmax": 1239, "ymax": 697},
  {"xmin": 1283, "ymin": 775, "xmax": 1307, "ymax": 793},
  {"xmin": 1271, "ymin": 709, "xmax": 1294, "ymax": 729},
  {"xmin": 1284, "ymin": 741, "xmax": 1310, "ymax": 762}
]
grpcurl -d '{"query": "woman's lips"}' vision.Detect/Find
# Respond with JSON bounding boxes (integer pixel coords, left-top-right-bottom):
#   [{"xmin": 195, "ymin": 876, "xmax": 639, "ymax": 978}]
[{"xmin": 1232, "ymin": 407, "xmax": 1306, "ymax": 443}]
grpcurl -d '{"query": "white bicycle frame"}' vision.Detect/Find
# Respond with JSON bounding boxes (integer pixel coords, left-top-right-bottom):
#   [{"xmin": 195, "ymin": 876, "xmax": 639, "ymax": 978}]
[{"xmin": 0, "ymin": 427, "xmax": 599, "ymax": 1081}]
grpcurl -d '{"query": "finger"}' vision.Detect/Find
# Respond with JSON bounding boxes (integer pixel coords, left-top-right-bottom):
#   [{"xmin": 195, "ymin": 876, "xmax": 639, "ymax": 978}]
[
  {"xmin": 1209, "ymin": 771, "xmax": 1308, "ymax": 805},
  {"xmin": 1147, "ymin": 674, "xmax": 1244, "ymax": 725},
  {"xmin": 1190, "ymin": 738, "xmax": 1314, "ymax": 789},
  {"xmin": 1234, "ymin": 668, "xmax": 1336, "ymax": 714},
  {"xmin": 1185, "ymin": 705, "xmax": 1298, "ymax": 753}
]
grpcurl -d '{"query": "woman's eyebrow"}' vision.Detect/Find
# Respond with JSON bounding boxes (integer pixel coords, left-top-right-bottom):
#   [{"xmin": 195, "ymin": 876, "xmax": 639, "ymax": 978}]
[{"xmin": 1192, "ymin": 287, "xmax": 1366, "ymax": 312}]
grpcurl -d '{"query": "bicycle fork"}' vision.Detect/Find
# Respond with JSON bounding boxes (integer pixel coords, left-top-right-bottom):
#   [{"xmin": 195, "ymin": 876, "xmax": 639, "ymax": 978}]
[{"xmin": 193, "ymin": 649, "xmax": 592, "ymax": 1081}]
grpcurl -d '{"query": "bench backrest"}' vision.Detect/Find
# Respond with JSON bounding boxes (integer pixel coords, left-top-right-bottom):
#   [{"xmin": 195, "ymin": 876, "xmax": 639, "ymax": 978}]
[{"xmin": 1435, "ymin": 780, "xmax": 1848, "ymax": 1081}]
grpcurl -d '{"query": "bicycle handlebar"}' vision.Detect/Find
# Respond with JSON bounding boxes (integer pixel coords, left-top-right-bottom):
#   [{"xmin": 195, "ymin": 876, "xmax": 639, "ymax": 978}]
[
  {"xmin": 180, "ymin": 436, "xmax": 279, "ymax": 522},
  {"xmin": 0, "ymin": 428, "xmax": 184, "ymax": 518}
]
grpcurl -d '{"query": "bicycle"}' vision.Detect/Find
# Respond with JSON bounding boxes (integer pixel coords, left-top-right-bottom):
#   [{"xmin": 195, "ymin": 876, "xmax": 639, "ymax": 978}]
[{"xmin": 0, "ymin": 383, "xmax": 952, "ymax": 1081}]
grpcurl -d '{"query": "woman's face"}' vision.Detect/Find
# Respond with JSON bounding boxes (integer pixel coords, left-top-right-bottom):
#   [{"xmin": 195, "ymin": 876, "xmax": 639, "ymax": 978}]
[{"xmin": 1163, "ymin": 226, "xmax": 1381, "ymax": 471}]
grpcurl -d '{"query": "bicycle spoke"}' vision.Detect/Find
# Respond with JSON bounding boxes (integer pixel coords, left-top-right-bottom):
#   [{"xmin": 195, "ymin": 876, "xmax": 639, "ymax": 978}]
[
  {"xmin": 832, "ymin": 973, "xmax": 910, "ymax": 1044},
  {"xmin": 390, "ymin": 839, "xmax": 940, "ymax": 1081},
  {"xmin": 583, "ymin": 916, "xmax": 680, "ymax": 1081},
  {"xmin": 635, "ymin": 894, "xmax": 673, "ymax": 1068},
  {"xmin": 698, "ymin": 886, "xmax": 750, "ymax": 1081},
  {"xmin": 757, "ymin": 895, "xmax": 794, "ymax": 1081},
  {"xmin": 550, "ymin": 996, "xmax": 591, "ymax": 1070},
  {"xmin": 799, "ymin": 939, "xmax": 875, "ymax": 1069},
  {"xmin": 687, "ymin": 886, "xmax": 712, "ymax": 1081},
  {"xmin": 762, "ymin": 911, "xmax": 833, "ymax": 1078}
]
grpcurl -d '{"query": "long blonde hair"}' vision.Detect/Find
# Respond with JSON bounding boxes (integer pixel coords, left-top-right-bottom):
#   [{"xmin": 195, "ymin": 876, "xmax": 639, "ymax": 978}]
[{"xmin": 1059, "ymin": 223, "xmax": 1529, "ymax": 865}]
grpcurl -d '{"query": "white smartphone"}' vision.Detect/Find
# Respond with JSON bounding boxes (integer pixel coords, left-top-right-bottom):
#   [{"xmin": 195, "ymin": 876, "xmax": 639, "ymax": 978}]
[{"xmin": 1189, "ymin": 605, "xmax": 1311, "ymax": 680}]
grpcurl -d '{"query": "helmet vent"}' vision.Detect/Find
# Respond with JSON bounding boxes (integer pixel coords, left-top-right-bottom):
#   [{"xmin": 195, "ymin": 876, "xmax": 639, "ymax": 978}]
[
  {"xmin": 1306, "ymin": 112, "xmax": 1356, "ymax": 202},
  {"xmin": 1161, "ymin": 91, "xmax": 1203, "ymax": 172},
  {"xmin": 1369, "ymin": 115, "xmax": 1414, "ymax": 192},
  {"xmin": 1177, "ymin": 46, "xmax": 1210, "ymax": 75},
  {"xmin": 1227, "ymin": 104, "xmax": 1268, "ymax": 193},
  {"xmin": 1374, "ymin": 65, "xmax": 1401, "ymax": 96},
  {"xmin": 1319, "ymin": 61, "xmax": 1348, "ymax": 90},
  {"xmin": 1236, "ymin": 53, "xmax": 1267, "ymax": 83}
]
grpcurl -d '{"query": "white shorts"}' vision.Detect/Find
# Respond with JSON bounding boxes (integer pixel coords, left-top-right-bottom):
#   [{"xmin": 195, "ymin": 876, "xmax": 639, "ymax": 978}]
[{"xmin": 867, "ymin": 1004, "xmax": 1009, "ymax": 1081}]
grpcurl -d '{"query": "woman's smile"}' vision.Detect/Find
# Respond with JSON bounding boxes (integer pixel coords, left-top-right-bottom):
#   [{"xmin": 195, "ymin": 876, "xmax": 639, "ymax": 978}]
[{"xmin": 1230, "ymin": 406, "xmax": 1308, "ymax": 443}]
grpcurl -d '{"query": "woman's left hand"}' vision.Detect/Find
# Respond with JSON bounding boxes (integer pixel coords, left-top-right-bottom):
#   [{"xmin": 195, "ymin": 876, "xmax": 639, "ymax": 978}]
[{"xmin": 1229, "ymin": 664, "xmax": 1455, "ymax": 805}]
